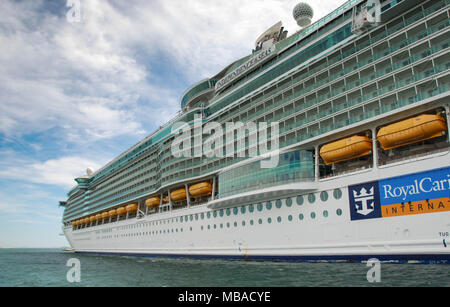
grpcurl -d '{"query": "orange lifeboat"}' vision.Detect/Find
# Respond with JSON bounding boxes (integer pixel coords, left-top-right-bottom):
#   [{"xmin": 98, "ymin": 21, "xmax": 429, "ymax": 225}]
[
  {"xmin": 146, "ymin": 197, "xmax": 161, "ymax": 208},
  {"xmin": 189, "ymin": 182, "xmax": 212, "ymax": 198},
  {"xmin": 101, "ymin": 212, "xmax": 109, "ymax": 219},
  {"xmin": 116, "ymin": 207, "xmax": 127, "ymax": 215},
  {"xmin": 72, "ymin": 221, "xmax": 77, "ymax": 227},
  {"xmin": 95, "ymin": 214, "xmax": 102, "ymax": 221},
  {"xmin": 126, "ymin": 204, "xmax": 138, "ymax": 213},
  {"xmin": 320, "ymin": 135, "xmax": 373, "ymax": 165},
  {"xmin": 377, "ymin": 114, "xmax": 447, "ymax": 150},
  {"xmin": 170, "ymin": 189, "xmax": 187, "ymax": 202},
  {"xmin": 83, "ymin": 218, "xmax": 89, "ymax": 224},
  {"xmin": 89, "ymin": 216, "xmax": 96, "ymax": 223},
  {"xmin": 162, "ymin": 196, "xmax": 169, "ymax": 203},
  {"xmin": 109, "ymin": 209, "xmax": 117, "ymax": 217}
]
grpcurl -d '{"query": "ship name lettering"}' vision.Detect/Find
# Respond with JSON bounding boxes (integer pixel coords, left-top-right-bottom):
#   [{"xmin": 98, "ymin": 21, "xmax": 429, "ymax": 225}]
[
  {"xmin": 384, "ymin": 200, "xmax": 446, "ymax": 216},
  {"xmin": 382, "ymin": 177, "xmax": 450, "ymax": 201}
]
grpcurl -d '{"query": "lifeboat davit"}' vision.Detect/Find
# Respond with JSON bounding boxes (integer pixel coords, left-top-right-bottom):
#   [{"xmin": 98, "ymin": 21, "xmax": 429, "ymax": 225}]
[
  {"xmin": 320, "ymin": 135, "xmax": 373, "ymax": 165},
  {"xmin": 126, "ymin": 204, "xmax": 138, "ymax": 213},
  {"xmin": 377, "ymin": 114, "xmax": 447, "ymax": 150},
  {"xmin": 171, "ymin": 189, "xmax": 187, "ymax": 202},
  {"xmin": 189, "ymin": 182, "xmax": 212, "ymax": 198},
  {"xmin": 146, "ymin": 197, "xmax": 161, "ymax": 208}
]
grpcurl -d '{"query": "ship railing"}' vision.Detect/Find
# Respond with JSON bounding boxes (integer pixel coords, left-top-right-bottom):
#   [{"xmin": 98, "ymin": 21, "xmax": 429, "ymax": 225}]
[
  {"xmin": 189, "ymin": 196, "xmax": 210, "ymax": 207},
  {"xmin": 322, "ymin": 164, "xmax": 373, "ymax": 180},
  {"xmin": 378, "ymin": 142, "xmax": 449, "ymax": 167}
]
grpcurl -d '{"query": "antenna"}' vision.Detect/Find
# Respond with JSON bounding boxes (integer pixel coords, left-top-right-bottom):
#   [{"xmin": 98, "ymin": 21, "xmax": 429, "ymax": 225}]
[{"xmin": 86, "ymin": 167, "xmax": 94, "ymax": 177}]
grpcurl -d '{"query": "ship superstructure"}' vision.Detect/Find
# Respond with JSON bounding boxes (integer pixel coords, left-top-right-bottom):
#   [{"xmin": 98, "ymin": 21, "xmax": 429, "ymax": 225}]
[{"xmin": 61, "ymin": 0, "xmax": 450, "ymax": 262}]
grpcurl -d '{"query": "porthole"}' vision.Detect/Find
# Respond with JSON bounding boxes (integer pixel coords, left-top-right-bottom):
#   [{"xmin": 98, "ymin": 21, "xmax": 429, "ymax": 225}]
[
  {"xmin": 323, "ymin": 210, "xmax": 329, "ymax": 217},
  {"xmin": 288, "ymin": 215, "xmax": 293, "ymax": 221},
  {"xmin": 220, "ymin": 223, "xmax": 223, "ymax": 229},
  {"xmin": 195, "ymin": 214, "xmax": 198, "ymax": 220},
  {"xmin": 276, "ymin": 200, "xmax": 282, "ymax": 209},
  {"xmin": 250, "ymin": 219, "xmax": 254, "ymax": 225},
  {"xmin": 277, "ymin": 216, "xmax": 282, "ymax": 223},
  {"xmin": 299, "ymin": 214, "xmax": 304, "ymax": 220},
  {"xmin": 320, "ymin": 191, "xmax": 329, "ymax": 202},
  {"xmin": 219, "ymin": 209, "xmax": 224, "ymax": 217},
  {"xmin": 249, "ymin": 204, "xmax": 255, "ymax": 213},
  {"xmin": 214, "ymin": 224, "xmax": 217, "ymax": 229},
  {"xmin": 257, "ymin": 203, "xmax": 263, "ymax": 212},
  {"xmin": 308, "ymin": 194, "xmax": 316, "ymax": 204},
  {"xmin": 242, "ymin": 221, "xmax": 246, "ymax": 227},
  {"xmin": 267, "ymin": 217, "xmax": 272, "ymax": 224},
  {"xmin": 226, "ymin": 208, "xmax": 231, "ymax": 216},
  {"xmin": 234, "ymin": 222, "xmax": 238, "ymax": 227},
  {"xmin": 233, "ymin": 207, "xmax": 238, "ymax": 215},
  {"xmin": 207, "ymin": 212, "xmax": 211, "ymax": 219},
  {"xmin": 227, "ymin": 222, "xmax": 230, "ymax": 228},
  {"xmin": 201, "ymin": 213, "xmax": 204, "ymax": 220},
  {"xmin": 297, "ymin": 195, "xmax": 304, "ymax": 206},
  {"xmin": 286, "ymin": 198, "xmax": 293, "ymax": 207},
  {"xmin": 311, "ymin": 212, "xmax": 316, "ymax": 219},
  {"xmin": 336, "ymin": 209, "xmax": 343, "ymax": 216},
  {"xmin": 207, "ymin": 225, "xmax": 210, "ymax": 230},
  {"xmin": 266, "ymin": 202, "xmax": 272, "ymax": 210},
  {"xmin": 333, "ymin": 189, "xmax": 343, "ymax": 200},
  {"xmin": 213, "ymin": 211, "xmax": 217, "ymax": 218},
  {"xmin": 258, "ymin": 218, "xmax": 263, "ymax": 224},
  {"xmin": 240, "ymin": 206, "xmax": 246, "ymax": 214},
  {"xmin": 190, "ymin": 215, "xmax": 193, "ymax": 221}
]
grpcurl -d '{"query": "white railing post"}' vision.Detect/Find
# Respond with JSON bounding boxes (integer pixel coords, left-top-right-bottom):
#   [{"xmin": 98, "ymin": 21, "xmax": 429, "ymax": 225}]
[
  {"xmin": 211, "ymin": 177, "xmax": 216, "ymax": 200},
  {"xmin": 168, "ymin": 189, "xmax": 172, "ymax": 212},
  {"xmin": 314, "ymin": 145, "xmax": 319, "ymax": 181},
  {"xmin": 185, "ymin": 184, "xmax": 190, "ymax": 208},
  {"xmin": 372, "ymin": 128, "xmax": 378, "ymax": 169}
]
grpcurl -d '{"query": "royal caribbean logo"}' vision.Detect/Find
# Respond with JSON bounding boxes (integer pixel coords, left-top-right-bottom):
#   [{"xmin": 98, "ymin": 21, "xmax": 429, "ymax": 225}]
[
  {"xmin": 349, "ymin": 181, "xmax": 382, "ymax": 221},
  {"xmin": 348, "ymin": 167, "xmax": 450, "ymax": 221}
]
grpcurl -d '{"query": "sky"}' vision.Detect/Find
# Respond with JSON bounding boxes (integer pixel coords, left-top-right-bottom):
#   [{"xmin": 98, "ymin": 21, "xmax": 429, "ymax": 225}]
[{"xmin": 0, "ymin": 0, "xmax": 348, "ymax": 248}]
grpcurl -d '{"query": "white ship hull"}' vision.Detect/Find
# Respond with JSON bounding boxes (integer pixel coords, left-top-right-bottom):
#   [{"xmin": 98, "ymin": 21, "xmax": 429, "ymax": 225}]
[{"xmin": 64, "ymin": 153, "xmax": 450, "ymax": 263}]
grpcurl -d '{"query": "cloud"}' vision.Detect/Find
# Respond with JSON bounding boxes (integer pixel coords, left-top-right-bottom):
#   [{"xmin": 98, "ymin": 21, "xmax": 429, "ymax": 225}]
[
  {"xmin": 0, "ymin": 0, "xmax": 348, "ymax": 142},
  {"xmin": 0, "ymin": 155, "xmax": 106, "ymax": 188},
  {"xmin": 0, "ymin": 0, "xmax": 151, "ymax": 142}
]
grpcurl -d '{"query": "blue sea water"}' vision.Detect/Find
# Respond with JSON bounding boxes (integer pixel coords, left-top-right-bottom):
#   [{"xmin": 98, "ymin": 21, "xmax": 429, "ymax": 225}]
[{"xmin": 0, "ymin": 248, "xmax": 449, "ymax": 287}]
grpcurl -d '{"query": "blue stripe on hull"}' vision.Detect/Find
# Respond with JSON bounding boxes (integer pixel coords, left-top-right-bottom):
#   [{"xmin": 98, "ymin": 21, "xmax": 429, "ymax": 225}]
[{"xmin": 75, "ymin": 252, "xmax": 450, "ymax": 264}]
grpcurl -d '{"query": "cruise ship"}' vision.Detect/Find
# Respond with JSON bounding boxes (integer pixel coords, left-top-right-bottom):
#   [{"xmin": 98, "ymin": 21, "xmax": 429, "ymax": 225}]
[{"xmin": 60, "ymin": 0, "xmax": 450, "ymax": 263}]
